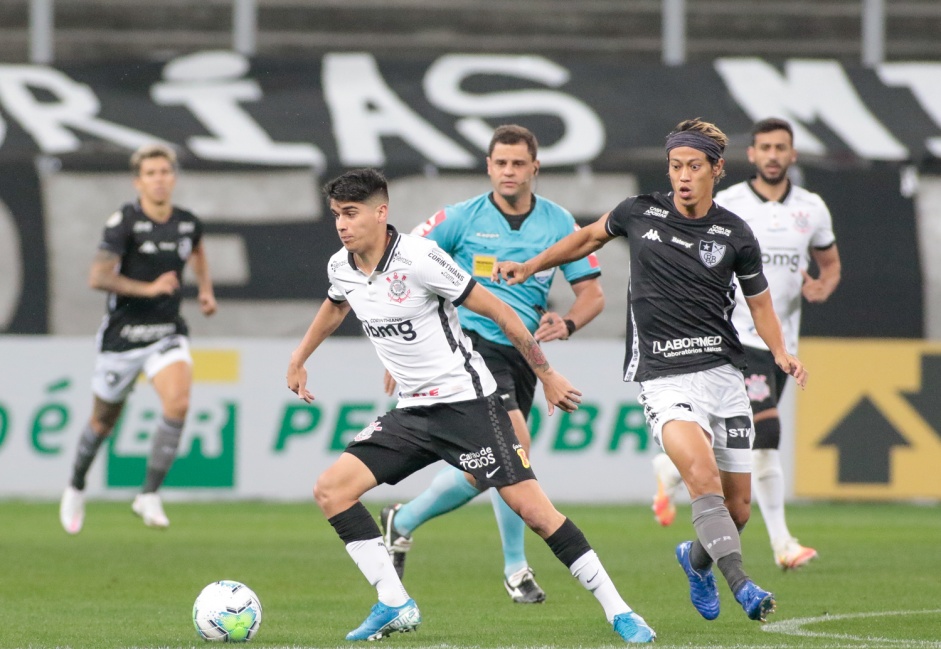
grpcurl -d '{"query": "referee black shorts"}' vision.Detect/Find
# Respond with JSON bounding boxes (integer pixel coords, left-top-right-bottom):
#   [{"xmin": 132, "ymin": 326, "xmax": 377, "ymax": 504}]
[
  {"xmin": 464, "ymin": 328, "xmax": 537, "ymax": 418},
  {"xmin": 345, "ymin": 393, "xmax": 537, "ymax": 490}
]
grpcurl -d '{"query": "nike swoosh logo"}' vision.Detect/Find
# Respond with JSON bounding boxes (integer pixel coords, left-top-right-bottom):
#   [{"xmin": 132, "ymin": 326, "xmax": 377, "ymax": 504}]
[
  {"xmin": 586, "ymin": 569, "xmax": 600, "ymax": 584},
  {"xmin": 486, "ymin": 466, "xmax": 501, "ymax": 479}
]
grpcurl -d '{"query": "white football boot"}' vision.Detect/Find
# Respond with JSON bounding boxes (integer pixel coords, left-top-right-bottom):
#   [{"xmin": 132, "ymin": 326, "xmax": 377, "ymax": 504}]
[
  {"xmin": 132, "ymin": 492, "xmax": 170, "ymax": 528},
  {"xmin": 59, "ymin": 486, "xmax": 86, "ymax": 534}
]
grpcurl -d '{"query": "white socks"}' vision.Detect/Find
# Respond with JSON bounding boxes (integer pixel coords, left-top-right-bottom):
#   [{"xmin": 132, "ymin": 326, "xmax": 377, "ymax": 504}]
[
  {"xmin": 570, "ymin": 550, "xmax": 631, "ymax": 623},
  {"xmin": 345, "ymin": 538, "xmax": 409, "ymax": 607},
  {"xmin": 752, "ymin": 448, "xmax": 791, "ymax": 549}
]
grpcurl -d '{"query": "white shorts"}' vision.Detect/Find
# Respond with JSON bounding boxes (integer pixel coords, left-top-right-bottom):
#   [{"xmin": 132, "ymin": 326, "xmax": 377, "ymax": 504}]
[
  {"xmin": 639, "ymin": 364, "xmax": 754, "ymax": 473},
  {"xmin": 92, "ymin": 335, "xmax": 192, "ymax": 403}
]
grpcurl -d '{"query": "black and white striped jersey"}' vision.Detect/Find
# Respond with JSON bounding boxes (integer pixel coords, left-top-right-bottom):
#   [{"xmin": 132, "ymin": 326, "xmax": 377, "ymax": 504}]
[
  {"xmin": 716, "ymin": 180, "xmax": 836, "ymax": 353},
  {"xmin": 327, "ymin": 225, "xmax": 497, "ymax": 407}
]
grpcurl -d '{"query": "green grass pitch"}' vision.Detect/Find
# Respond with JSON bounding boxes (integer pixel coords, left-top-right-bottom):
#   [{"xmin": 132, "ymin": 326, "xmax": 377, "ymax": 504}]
[{"xmin": 2, "ymin": 500, "xmax": 939, "ymax": 648}]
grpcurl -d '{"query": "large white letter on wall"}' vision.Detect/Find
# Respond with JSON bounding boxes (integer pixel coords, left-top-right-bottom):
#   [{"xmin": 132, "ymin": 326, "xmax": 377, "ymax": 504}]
[
  {"xmin": 715, "ymin": 58, "xmax": 908, "ymax": 160},
  {"xmin": 0, "ymin": 66, "xmax": 163, "ymax": 153},
  {"xmin": 323, "ymin": 53, "xmax": 475, "ymax": 168},
  {"xmin": 424, "ymin": 54, "xmax": 605, "ymax": 166}
]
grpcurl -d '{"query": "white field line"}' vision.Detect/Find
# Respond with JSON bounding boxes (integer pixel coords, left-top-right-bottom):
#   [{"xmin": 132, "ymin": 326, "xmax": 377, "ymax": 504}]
[{"xmin": 762, "ymin": 608, "xmax": 941, "ymax": 647}]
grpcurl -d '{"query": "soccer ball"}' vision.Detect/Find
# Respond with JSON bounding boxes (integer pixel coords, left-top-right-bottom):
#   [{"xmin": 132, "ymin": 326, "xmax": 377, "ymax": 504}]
[{"xmin": 192, "ymin": 580, "xmax": 262, "ymax": 642}]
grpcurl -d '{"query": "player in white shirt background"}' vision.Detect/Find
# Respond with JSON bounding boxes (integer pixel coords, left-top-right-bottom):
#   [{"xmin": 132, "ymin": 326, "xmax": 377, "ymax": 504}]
[
  {"xmin": 286, "ymin": 168, "xmax": 655, "ymax": 643},
  {"xmin": 652, "ymin": 117, "xmax": 842, "ymax": 571}
]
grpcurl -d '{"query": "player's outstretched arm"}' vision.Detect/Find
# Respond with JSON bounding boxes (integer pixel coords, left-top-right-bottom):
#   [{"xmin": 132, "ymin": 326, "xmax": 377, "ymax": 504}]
[
  {"xmin": 745, "ymin": 290, "xmax": 808, "ymax": 388},
  {"xmin": 189, "ymin": 241, "xmax": 217, "ymax": 316},
  {"xmin": 287, "ymin": 299, "xmax": 351, "ymax": 402},
  {"xmin": 492, "ymin": 214, "xmax": 613, "ymax": 286},
  {"xmin": 461, "ymin": 283, "xmax": 581, "ymax": 414}
]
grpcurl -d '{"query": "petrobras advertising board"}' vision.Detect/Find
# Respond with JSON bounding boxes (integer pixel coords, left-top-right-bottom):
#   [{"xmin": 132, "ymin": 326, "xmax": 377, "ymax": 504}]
[{"xmin": 0, "ymin": 337, "xmax": 685, "ymax": 503}]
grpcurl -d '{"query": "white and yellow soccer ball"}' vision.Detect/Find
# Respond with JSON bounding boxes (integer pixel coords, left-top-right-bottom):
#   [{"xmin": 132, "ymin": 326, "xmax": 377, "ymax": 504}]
[{"xmin": 193, "ymin": 580, "xmax": 262, "ymax": 642}]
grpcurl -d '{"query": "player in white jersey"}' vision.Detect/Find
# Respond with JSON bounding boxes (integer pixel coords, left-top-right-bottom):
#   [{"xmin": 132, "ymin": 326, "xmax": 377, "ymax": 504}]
[
  {"xmin": 286, "ymin": 168, "xmax": 655, "ymax": 643},
  {"xmin": 651, "ymin": 118, "xmax": 841, "ymax": 571}
]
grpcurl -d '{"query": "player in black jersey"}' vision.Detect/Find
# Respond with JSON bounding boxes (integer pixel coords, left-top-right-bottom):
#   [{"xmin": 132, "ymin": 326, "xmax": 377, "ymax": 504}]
[
  {"xmin": 59, "ymin": 144, "xmax": 217, "ymax": 534},
  {"xmin": 494, "ymin": 119, "xmax": 807, "ymax": 624}
]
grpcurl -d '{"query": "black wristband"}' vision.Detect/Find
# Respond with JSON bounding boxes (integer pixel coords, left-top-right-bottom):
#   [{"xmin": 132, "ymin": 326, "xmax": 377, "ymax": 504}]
[{"xmin": 564, "ymin": 319, "xmax": 576, "ymax": 337}]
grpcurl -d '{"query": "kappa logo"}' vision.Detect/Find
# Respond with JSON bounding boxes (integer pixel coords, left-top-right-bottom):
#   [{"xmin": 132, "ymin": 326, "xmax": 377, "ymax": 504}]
[
  {"xmin": 643, "ymin": 206, "xmax": 670, "ymax": 218},
  {"xmin": 642, "ymin": 229, "xmax": 662, "ymax": 242},
  {"xmin": 699, "ymin": 240, "xmax": 726, "ymax": 267},
  {"xmin": 707, "ymin": 224, "xmax": 732, "ymax": 237},
  {"xmin": 386, "ymin": 271, "xmax": 410, "ymax": 303},
  {"xmin": 671, "ymin": 236, "xmax": 693, "ymax": 249}
]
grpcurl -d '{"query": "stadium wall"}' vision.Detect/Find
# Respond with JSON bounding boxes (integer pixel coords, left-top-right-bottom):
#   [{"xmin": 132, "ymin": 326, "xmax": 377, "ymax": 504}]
[{"xmin": 1, "ymin": 51, "xmax": 940, "ymax": 502}]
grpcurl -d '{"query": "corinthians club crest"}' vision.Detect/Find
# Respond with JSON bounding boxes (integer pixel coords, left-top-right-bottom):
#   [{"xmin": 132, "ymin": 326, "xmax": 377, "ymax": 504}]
[
  {"xmin": 699, "ymin": 240, "xmax": 726, "ymax": 268},
  {"xmin": 386, "ymin": 271, "xmax": 410, "ymax": 303}
]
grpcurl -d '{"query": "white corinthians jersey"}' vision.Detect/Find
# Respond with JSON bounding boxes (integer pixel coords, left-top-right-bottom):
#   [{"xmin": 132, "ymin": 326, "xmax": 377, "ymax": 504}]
[
  {"xmin": 716, "ymin": 180, "xmax": 836, "ymax": 352},
  {"xmin": 326, "ymin": 226, "xmax": 497, "ymax": 407}
]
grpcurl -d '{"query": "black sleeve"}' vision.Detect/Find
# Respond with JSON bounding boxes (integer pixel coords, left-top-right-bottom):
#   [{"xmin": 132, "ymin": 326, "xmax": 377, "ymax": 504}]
[
  {"xmin": 735, "ymin": 222, "xmax": 769, "ymax": 297},
  {"xmin": 604, "ymin": 197, "xmax": 638, "ymax": 238},
  {"xmin": 99, "ymin": 206, "xmax": 131, "ymax": 256},
  {"xmin": 192, "ymin": 214, "xmax": 204, "ymax": 247}
]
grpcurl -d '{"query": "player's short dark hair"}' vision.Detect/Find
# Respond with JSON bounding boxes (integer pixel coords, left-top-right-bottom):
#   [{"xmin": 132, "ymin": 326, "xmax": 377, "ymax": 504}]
[
  {"xmin": 488, "ymin": 124, "xmax": 538, "ymax": 160},
  {"xmin": 322, "ymin": 168, "xmax": 389, "ymax": 204},
  {"xmin": 130, "ymin": 144, "xmax": 178, "ymax": 175},
  {"xmin": 668, "ymin": 118, "xmax": 728, "ymax": 183},
  {"xmin": 751, "ymin": 117, "xmax": 794, "ymax": 144}
]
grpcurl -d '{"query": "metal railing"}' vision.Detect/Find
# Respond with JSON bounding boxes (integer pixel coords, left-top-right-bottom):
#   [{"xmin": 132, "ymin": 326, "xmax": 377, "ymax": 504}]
[{"xmin": 28, "ymin": 0, "xmax": 890, "ymax": 67}]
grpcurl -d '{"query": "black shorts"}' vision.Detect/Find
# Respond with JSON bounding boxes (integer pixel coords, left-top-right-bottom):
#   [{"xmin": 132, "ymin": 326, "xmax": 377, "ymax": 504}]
[
  {"xmin": 464, "ymin": 329, "xmax": 537, "ymax": 418},
  {"xmin": 345, "ymin": 393, "xmax": 537, "ymax": 490},
  {"xmin": 743, "ymin": 346, "xmax": 789, "ymax": 415}
]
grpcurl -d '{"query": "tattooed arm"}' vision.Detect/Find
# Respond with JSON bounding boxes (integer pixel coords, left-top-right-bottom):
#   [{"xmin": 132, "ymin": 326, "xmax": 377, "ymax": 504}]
[
  {"xmin": 88, "ymin": 249, "xmax": 179, "ymax": 297},
  {"xmin": 460, "ymin": 283, "xmax": 581, "ymax": 414}
]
